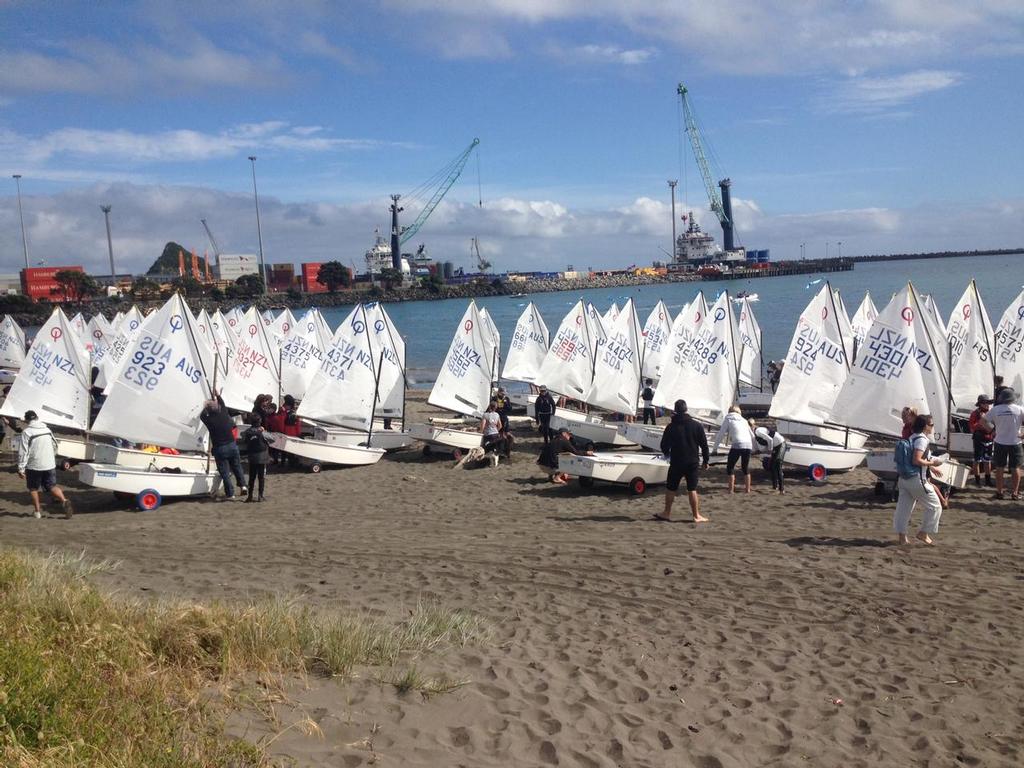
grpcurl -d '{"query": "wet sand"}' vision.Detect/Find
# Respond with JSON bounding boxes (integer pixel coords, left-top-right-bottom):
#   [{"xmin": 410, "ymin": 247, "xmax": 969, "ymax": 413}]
[{"xmin": 1, "ymin": 391, "xmax": 1022, "ymax": 767}]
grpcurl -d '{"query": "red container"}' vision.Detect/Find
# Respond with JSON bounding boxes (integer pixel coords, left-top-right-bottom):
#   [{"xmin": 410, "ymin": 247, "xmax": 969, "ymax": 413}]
[
  {"xmin": 20, "ymin": 266, "xmax": 84, "ymax": 300},
  {"xmin": 300, "ymin": 262, "xmax": 327, "ymax": 293}
]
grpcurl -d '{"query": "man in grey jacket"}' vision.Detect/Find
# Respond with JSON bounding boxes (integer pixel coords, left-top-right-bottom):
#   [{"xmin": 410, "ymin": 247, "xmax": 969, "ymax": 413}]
[{"xmin": 17, "ymin": 410, "xmax": 73, "ymax": 519}]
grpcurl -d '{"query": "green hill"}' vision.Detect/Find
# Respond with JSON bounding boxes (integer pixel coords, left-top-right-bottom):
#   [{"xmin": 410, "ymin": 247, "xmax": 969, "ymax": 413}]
[{"xmin": 147, "ymin": 242, "xmax": 211, "ymax": 276}]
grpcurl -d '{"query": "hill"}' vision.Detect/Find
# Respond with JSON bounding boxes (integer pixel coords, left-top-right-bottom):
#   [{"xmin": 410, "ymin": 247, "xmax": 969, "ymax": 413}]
[{"xmin": 147, "ymin": 242, "xmax": 210, "ymax": 276}]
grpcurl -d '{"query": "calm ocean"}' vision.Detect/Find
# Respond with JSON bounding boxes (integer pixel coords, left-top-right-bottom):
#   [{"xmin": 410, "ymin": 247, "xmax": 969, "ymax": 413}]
[{"xmin": 319, "ymin": 254, "xmax": 1024, "ymax": 388}]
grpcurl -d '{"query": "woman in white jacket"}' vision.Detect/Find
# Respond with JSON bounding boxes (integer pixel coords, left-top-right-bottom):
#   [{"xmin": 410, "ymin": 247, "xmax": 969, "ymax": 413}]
[{"xmin": 711, "ymin": 405, "xmax": 756, "ymax": 494}]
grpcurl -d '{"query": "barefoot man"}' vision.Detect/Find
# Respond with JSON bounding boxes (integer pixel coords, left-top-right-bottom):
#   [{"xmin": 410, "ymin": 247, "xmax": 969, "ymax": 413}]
[{"xmin": 656, "ymin": 399, "xmax": 709, "ymax": 522}]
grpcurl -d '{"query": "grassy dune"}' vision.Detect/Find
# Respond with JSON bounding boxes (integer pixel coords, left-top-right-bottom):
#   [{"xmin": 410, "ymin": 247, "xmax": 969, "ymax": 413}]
[{"xmin": 0, "ymin": 550, "xmax": 488, "ymax": 766}]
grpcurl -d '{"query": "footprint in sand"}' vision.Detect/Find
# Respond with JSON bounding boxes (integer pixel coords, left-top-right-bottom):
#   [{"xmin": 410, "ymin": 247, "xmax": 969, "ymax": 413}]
[
  {"xmin": 448, "ymin": 726, "xmax": 471, "ymax": 748},
  {"xmin": 539, "ymin": 741, "xmax": 558, "ymax": 764}
]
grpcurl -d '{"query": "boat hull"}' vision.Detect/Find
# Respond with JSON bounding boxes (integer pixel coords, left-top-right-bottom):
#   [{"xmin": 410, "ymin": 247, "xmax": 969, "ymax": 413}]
[
  {"xmin": 55, "ymin": 436, "xmax": 96, "ymax": 463},
  {"xmin": 737, "ymin": 389, "xmax": 772, "ymax": 413},
  {"xmin": 776, "ymin": 420, "xmax": 868, "ymax": 450},
  {"xmin": 313, "ymin": 425, "xmax": 415, "ymax": 451},
  {"xmin": 270, "ymin": 434, "xmax": 385, "ymax": 468},
  {"xmin": 866, "ymin": 450, "xmax": 971, "ymax": 489},
  {"xmin": 78, "ymin": 462, "xmax": 221, "ymax": 497},
  {"xmin": 560, "ymin": 452, "xmax": 668, "ymax": 486},
  {"xmin": 782, "ymin": 442, "xmax": 869, "ymax": 472},
  {"xmin": 92, "ymin": 444, "xmax": 210, "ymax": 471},
  {"xmin": 509, "ymin": 392, "xmax": 537, "ymax": 411},
  {"xmin": 407, "ymin": 423, "xmax": 484, "ymax": 452},
  {"xmin": 550, "ymin": 411, "xmax": 636, "ymax": 446}
]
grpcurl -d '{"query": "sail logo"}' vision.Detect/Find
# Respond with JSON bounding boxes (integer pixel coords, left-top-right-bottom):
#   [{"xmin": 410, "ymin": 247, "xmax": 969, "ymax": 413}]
[
  {"xmin": 374, "ymin": 319, "xmax": 386, "ymax": 333},
  {"xmin": 962, "ymin": 304, "xmax": 971, "ymax": 320},
  {"xmin": 861, "ymin": 327, "xmax": 932, "ymax": 380},
  {"xmin": 129, "ymin": 320, "xmax": 140, "ymax": 330},
  {"xmin": 714, "ymin": 307, "xmax": 726, "ymax": 322},
  {"xmin": 352, "ymin": 318, "xmax": 366, "ymax": 334},
  {"xmin": 169, "ymin": 315, "xmax": 184, "ymax": 333},
  {"xmin": 900, "ymin": 307, "xmax": 914, "ymax": 326},
  {"xmin": 307, "ymin": 322, "xmax": 316, "ymax": 333},
  {"xmin": 50, "ymin": 327, "xmax": 62, "ymax": 341}
]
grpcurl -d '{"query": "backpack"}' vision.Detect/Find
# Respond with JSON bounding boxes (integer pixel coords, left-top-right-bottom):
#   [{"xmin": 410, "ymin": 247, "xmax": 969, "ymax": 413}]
[
  {"xmin": 894, "ymin": 437, "xmax": 919, "ymax": 479},
  {"xmin": 642, "ymin": 387, "xmax": 655, "ymax": 402}
]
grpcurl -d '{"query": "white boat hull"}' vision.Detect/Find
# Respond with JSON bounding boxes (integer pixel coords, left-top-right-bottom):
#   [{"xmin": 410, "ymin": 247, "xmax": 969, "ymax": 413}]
[
  {"xmin": 947, "ymin": 431, "xmax": 974, "ymax": 458},
  {"xmin": 92, "ymin": 444, "xmax": 211, "ymax": 471},
  {"xmin": 313, "ymin": 425, "xmax": 415, "ymax": 451},
  {"xmin": 559, "ymin": 452, "xmax": 668, "ymax": 494},
  {"xmin": 550, "ymin": 411, "xmax": 636, "ymax": 446},
  {"xmin": 509, "ymin": 392, "xmax": 537, "ymax": 411},
  {"xmin": 737, "ymin": 389, "xmax": 773, "ymax": 412},
  {"xmin": 407, "ymin": 423, "xmax": 484, "ymax": 453},
  {"xmin": 782, "ymin": 442, "xmax": 869, "ymax": 472},
  {"xmin": 270, "ymin": 434, "xmax": 385, "ymax": 468},
  {"xmin": 866, "ymin": 450, "xmax": 971, "ymax": 489},
  {"xmin": 55, "ymin": 436, "xmax": 96, "ymax": 463},
  {"xmin": 776, "ymin": 420, "xmax": 868, "ymax": 449},
  {"xmin": 78, "ymin": 462, "xmax": 221, "ymax": 497},
  {"xmin": 618, "ymin": 422, "xmax": 663, "ymax": 450}
]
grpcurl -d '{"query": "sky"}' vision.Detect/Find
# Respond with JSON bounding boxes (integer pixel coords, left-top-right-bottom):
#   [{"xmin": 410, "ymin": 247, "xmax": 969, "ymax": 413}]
[{"xmin": 0, "ymin": 0, "xmax": 1022, "ymax": 277}]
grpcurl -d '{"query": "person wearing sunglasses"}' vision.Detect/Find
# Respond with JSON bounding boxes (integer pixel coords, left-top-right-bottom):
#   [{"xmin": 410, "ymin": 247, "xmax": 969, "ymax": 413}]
[{"xmin": 895, "ymin": 414, "xmax": 944, "ymax": 546}]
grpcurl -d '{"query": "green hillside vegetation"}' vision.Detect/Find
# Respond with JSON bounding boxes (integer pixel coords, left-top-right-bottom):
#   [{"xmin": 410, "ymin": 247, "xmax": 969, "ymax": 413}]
[{"xmin": 147, "ymin": 242, "xmax": 210, "ymax": 276}]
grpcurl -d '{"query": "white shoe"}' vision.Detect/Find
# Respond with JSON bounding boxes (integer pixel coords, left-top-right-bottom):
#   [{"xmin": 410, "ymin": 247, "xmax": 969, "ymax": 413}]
[{"xmin": 33, "ymin": 510, "xmax": 42, "ymax": 519}]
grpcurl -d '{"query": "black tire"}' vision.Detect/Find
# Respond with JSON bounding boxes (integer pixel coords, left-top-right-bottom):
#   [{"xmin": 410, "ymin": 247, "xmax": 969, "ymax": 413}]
[
  {"xmin": 309, "ymin": 462, "xmax": 322, "ymax": 474},
  {"xmin": 422, "ymin": 444, "xmax": 432, "ymax": 456},
  {"xmin": 578, "ymin": 476, "xmax": 594, "ymax": 488},
  {"xmin": 629, "ymin": 477, "xmax": 647, "ymax": 496},
  {"xmin": 874, "ymin": 481, "xmax": 886, "ymax": 497},
  {"xmin": 60, "ymin": 458, "xmax": 73, "ymax": 472}
]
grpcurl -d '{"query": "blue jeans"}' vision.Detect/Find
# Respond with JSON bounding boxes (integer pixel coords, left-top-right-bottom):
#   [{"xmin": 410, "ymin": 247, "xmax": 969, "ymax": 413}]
[{"xmin": 212, "ymin": 442, "xmax": 245, "ymax": 497}]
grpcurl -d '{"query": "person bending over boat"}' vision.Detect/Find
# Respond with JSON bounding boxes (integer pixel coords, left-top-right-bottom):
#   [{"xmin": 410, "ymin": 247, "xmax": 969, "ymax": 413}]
[
  {"xmin": 200, "ymin": 392, "xmax": 245, "ymax": 501},
  {"xmin": 537, "ymin": 426, "xmax": 593, "ymax": 484},
  {"xmin": 656, "ymin": 400, "xmax": 709, "ymax": 522},
  {"xmin": 480, "ymin": 401, "xmax": 511, "ymax": 458},
  {"xmin": 712, "ymin": 404, "xmax": 756, "ymax": 494},
  {"xmin": 754, "ymin": 425, "xmax": 787, "ymax": 494}
]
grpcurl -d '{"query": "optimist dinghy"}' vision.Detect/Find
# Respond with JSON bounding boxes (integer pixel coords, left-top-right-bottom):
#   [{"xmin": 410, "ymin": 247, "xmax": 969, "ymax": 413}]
[
  {"xmin": 559, "ymin": 452, "xmax": 668, "ymax": 495},
  {"xmin": 502, "ymin": 302, "xmax": 549, "ymax": 412}
]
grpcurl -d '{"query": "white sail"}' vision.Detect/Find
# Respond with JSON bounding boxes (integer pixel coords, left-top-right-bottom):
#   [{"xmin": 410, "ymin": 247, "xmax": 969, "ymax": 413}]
[
  {"xmin": 280, "ymin": 309, "xmax": 331, "ymax": 400},
  {"xmin": 641, "ymin": 301, "xmax": 673, "ymax": 382},
  {"xmin": 222, "ymin": 307, "xmax": 282, "ymax": 412},
  {"xmin": 69, "ymin": 312, "xmax": 87, "ymax": 340},
  {"xmin": 0, "ymin": 315, "xmax": 27, "ymax": 370},
  {"xmin": 92, "ymin": 295, "xmax": 214, "ymax": 451},
  {"xmin": 769, "ymin": 284, "xmax": 852, "ymax": 425},
  {"xmin": 299, "ymin": 305, "xmax": 380, "ymax": 430},
  {"xmin": 111, "ymin": 311, "xmax": 125, "ymax": 331},
  {"xmin": 851, "ymin": 292, "xmax": 879, "ymax": 350},
  {"xmin": 428, "ymin": 301, "xmax": 497, "ymax": 417},
  {"xmin": 602, "ymin": 302, "xmax": 620, "ymax": 325},
  {"xmin": 97, "ymin": 305, "xmax": 147, "ymax": 390},
  {"xmin": 653, "ymin": 291, "xmax": 738, "ymax": 420},
  {"xmin": 0, "ymin": 308, "xmax": 91, "ymax": 430},
  {"xmin": 833, "ymin": 290, "xmax": 856, "ymax": 356},
  {"xmin": 269, "ymin": 308, "xmax": 297, "ymax": 348},
  {"xmin": 261, "ymin": 309, "xmax": 275, "ymax": 327},
  {"xmin": 586, "ymin": 298, "xmax": 642, "ymax": 414},
  {"xmin": 923, "ymin": 294, "xmax": 947, "ymax": 337},
  {"xmin": 502, "ymin": 302, "xmax": 550, "ymax": 384},
  {"xmin": 85, "ymin": 315, "xmax": 113, "ymax": 361},
  {"xmin": 736, "ymin": 298, "xmax": 762, "ymax": 389},
  {"xmin": 480, "ymin": 307, "xmax": 501, "ymax": 385},
  {"xmin": 363, "ymin": 303, "xmax": 406, "ymax": 419},
  {"xmin": 536, "ymin": 300, "xmax": 595, "ymax": 400},
  {"xmin": 831, "ymin": 284, "xmax": 951, "ymax": 443},
  {"xmin": 585, "ymin": 302, "xmax": 607, "ymax": 356},
  {"xmin": 651, "ymin": 292, "xmax": 708, "ymax": 411},
  {"xmin": 946, "ymin": 280, "xmax": 995, "ymax": 415},
  {"xmin": 224, "ymin": 307, "xmax": 245, "ymax": 338},
  {"xmin": 210, "ymin": 310, "xmax": 236, "ymax": 351},
  {"xmin": 993, "ymin": 289, "xmax": 1024, "ymax": 395}
]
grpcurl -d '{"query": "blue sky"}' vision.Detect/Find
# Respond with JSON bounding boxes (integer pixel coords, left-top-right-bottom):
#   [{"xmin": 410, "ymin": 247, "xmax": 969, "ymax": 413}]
[{"xmin": 1, "ymin": 0, "xmax": 1022, "ymax": 275}]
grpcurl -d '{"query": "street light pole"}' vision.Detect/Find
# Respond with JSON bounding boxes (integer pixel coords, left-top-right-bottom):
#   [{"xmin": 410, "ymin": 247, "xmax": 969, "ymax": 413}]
[
  {"xmin": 668, "ymin": 180, "xmax": 678, "ymax": 263},
  {"xmin": 826, "ymin": 240, "xmax": 830, "ymax": 259},
  {"xmin": 12, "ymin": 174, "xmax": 29, "ymax": 269},
  {"xmin": 100, "ymin": 205, "xmax": 116, "ymax": 281},
  {"xmin": 247, "ymin": 156, "xmax": 267, "ymax": 285},
  {"xmin": 838, "ymin": 241, "xmax": 843, "ymax": 259},
  {"xmin": 800, "ymin": 242, "xmax": 805, "ymax": 260}
]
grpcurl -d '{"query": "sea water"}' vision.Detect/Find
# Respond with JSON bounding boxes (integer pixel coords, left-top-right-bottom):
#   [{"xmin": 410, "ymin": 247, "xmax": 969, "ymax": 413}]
[{"xmin": 319, "ymin": 254, "xmax": 1024, "ymax": 388}]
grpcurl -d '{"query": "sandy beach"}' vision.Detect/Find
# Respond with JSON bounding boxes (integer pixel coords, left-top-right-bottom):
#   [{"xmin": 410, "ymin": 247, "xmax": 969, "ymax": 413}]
[{"xmin": 1, "ymin": 391, "xmax": 1022, "ymax": 767}]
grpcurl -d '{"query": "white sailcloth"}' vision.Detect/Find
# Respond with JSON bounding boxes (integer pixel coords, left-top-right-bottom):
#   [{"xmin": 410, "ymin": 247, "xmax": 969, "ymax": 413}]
[
  {"xmin": 602, "ymin": 302, "xmax": 620, "ymax": 325},
  {"xmin": 269, "ymin": 308, "xmax": 297, "ymax": 348},
  {"xmin": 833, "ymin": 290, "xmax": 856, "ymax": 356},
  {"xmin": 736, "ymin": 298, "xmax": 762, "ymax": 389},
  {"xmin": 222, "ymin": 308, "xmax": 282, "ymax": 412},
  {"xmin": 69, "ymin": 312, "xmax": 87, "ymax": 341},
  {"xmin": 586, "ymin": 303, "xmax": 607, "ymax": 356},
  {"xmin": 224, "ymin": 307, "xmax": 245, "ymax": 338},
  {"xmin": 280, "ymin": 309, "xmax": 331, "ymax": 399},
  {"xmin": 586, "ymin": 298, "xmax": 643, "ymax": 414},
  {"xmin": 536, "ymin": 300, "xmax": 595, "ymax": 400},
  {"xmin": 480, "ymin": 307, "xmax": 501, "ymax": 384},
  {"xmin": 993, "ymin": 289, "xmax": 1024, "ymax": 395},
  {"xmin": 769, "ymin": 284, "xmax": 852, "ymax": 425},
  {"xmin": 428, "ymin": 301, "xmax": 497, "ymax": 417},
  {"xmin": 831, "ymin": 284, "xmax": 951, "ymax": 443},
  {"xmin": 641, "ymin": 300, "xmax": 673, "ymax": 382},
  {"xmin": 299, "ymin": 305, "xmax": 380, "ymax": 430},
  {"xmin": 364, "ymin": 303, "xmax": 406, "ymax": 419},
  {"xmin": 653, "ymin": 291, "xmax": 738, "ymax": 419},
  {"xmin": 946, "ymin": 280, "xmax": 994, "ymax": 415},
  {"xmin": 0, "ymin": 315, "xmax": 27, "ymax": 369},
  {"xmin": 92, "ymin": 295, "xmax": 214, "ymax": 451},
  {"xmin": 502, "ymin": 302, "xmax": 549, "ymax": 384},
  {"xmin": 97, "ymin": 306, "xmax": 147, "ymax": 390},
  {"xmin": 0, "ymin": 308, "xmax": 91, "ymax": 430},
  {"xmin": 850, "ymin": 292, "xmax": 879, "ymax": 350},
  {"xmin": 923, "ymin": 294, "xmax": 947, "ymax": 337}
]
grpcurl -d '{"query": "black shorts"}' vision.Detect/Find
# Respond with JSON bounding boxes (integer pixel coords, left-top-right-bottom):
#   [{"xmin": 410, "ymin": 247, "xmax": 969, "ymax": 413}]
[
  {"xmin": 972, "ymin": 434, "xmax": 993, "ymax": 464},
  {"xmin": 993, "ymin": 443, "xmax": 1023, "ymax": 470},
  {"xmin": 25, "ymin": 468, "xmax": 57, "ymax": 492},
  {"xmin": 667, "ymin": 463, "xmax": 699, "ymax": 492},
  {"xmin": 726, "ymin": 448, "xmax": 751, "ymax": 474}
]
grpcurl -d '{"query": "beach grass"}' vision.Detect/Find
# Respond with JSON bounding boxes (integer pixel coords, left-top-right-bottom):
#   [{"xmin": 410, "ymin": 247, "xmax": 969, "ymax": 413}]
[{"xmin": 0, "ymin": 549, "xmax": 489, "ymax": 766}]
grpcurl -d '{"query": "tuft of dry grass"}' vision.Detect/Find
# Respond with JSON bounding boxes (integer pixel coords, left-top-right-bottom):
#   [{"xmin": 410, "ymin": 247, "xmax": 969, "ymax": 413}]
[{"xmin": 0, "ymin": 549, "xmax": 489, "ymax": 766}]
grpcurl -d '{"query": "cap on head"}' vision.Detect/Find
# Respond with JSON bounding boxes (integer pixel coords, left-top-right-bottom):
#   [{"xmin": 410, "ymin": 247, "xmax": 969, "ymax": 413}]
[
  {"xmin": 976, "ymin": 394, "xmax": 993, "ymax": 407},
  {"xmin": 24, "ymin": 410, "xmax": 37, "ymax": 422},
  {"xmin": 996, "ymin": 387, "xmax": 1016, "ymax": 405},
  {"xmin": 539, "ymin": 385, "xmax": 547, "ymax": 391},
  {"xmin": 674, "ymin": 399, "xmax": 687, "ymax": 415}
]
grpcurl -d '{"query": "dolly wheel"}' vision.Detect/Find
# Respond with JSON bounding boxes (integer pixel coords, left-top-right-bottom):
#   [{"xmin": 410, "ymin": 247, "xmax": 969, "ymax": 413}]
[
  {"xmin": 60, "ymin": 458, "xmax": 73, "ymax": 471},
  {"xmin": 136, "ymin": 488, "xmax": 162, "ymax": 511},
  {"xmin": 422, "ymin": 444, "xmax": 432, "ymax": 456},
  {"xmin": 808, "ymin": 463, "xmax": 828, "ymax": 485},
  {"xmin": 629, "ymin": 477, "xmax": 647, "ymax": 496},
  {"xmin": 579, "ymin": 476, "xmax": 594, "ymax": 488},
  {"xmin": 309, "ymin": 462, "xmax": 322, "ymax": 474},
  {"xmin": 873, "ymin": 481, "xmax": 886, "ymax": 497},
  {"xmin": 452, "ymin": 448, "xmax": 463, "ymax": 461}
]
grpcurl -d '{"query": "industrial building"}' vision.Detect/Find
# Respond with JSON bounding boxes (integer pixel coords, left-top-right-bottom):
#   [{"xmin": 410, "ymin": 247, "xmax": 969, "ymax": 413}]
[{"xmin": 215, "ymin": 254, "xmax": 260, "ymax": 282}]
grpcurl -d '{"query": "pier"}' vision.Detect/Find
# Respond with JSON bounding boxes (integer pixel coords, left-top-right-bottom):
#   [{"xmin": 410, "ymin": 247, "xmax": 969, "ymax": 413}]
[{"xmin": 704, "ymin": 258, "xmax": 854, "ymax": 282}]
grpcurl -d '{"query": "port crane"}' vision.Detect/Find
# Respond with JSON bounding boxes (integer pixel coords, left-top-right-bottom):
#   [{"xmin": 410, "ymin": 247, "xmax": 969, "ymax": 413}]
[
  {"xmin": 200, "ymin": 218, "xmax": 222, "ymax": 259},
  {"xmin": 390, "ymin": 138, "xmax": 480, "ymax": 269},
  {"xmin": 678, "ymin": 83, "xmax": 738, "ymax": 252}
]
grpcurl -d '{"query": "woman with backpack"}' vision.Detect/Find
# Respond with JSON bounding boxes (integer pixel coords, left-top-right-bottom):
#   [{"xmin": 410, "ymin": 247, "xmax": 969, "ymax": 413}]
[{"xmin": 893, "ymin": 414, "xmax": 944, "ymax": 546}]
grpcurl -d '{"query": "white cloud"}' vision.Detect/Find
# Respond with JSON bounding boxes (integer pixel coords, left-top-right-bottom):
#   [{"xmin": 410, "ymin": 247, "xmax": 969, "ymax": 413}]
[
  {"xmin": 0, "ymin": 123, "xmax": 402, "ymax": 165},
  {"xmin": 824, "ymin": 69, "xmax": 962, "ymax": 114},
  {"xmin": 546, "ymin": 42, "xmax": 657, "ymax": 66}
]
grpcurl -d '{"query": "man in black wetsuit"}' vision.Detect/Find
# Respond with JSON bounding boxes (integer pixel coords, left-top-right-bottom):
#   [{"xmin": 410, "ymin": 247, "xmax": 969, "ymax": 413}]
[{"xmin": 657, "ymin": 399, "xmax": 709, "ymax": 522}]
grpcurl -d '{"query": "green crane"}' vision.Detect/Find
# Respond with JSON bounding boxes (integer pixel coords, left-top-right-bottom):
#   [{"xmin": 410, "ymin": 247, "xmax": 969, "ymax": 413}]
[{"xmin": 678, "ymin": 83, "xmax": 736, "ymax": 251}]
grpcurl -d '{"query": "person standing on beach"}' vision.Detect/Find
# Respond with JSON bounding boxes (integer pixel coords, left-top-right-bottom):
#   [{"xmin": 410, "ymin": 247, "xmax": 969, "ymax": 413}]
[
  {"xmin": 494, "ymin": 387, "xmax": 512, "ymax": 432},
  {"xmin": 985, "ymin": 387, "xmax": 1024, "ymax": 500},
  {"xmin": 480, "ymin": 400, "xmax": 510, "ymax": 457},
  {"xmin": 241, "ymin": 414, "xmax": 271, "ymax": 502},
  {"xmin": 16, "ymin": 410, "xmax": 73, "ymax": 519},
  {"xmin": 534, "ymin": 385, "xmax": 556, "ymax": 444},
  {"xmin": 641, "ymin": 379, "xmax": 657, "ymax": 425},
  {"xmin": 894, "ymin": 414, "xmax": 944, "ymax": 545},
  {"xmin": 969, "ymin": 395, "xmax": 995, "ymax": 487},
  {"xmin": 712, "ymin": 404, "xmax": 756, "ymax": 494},
  {"xmin": 200, "ymin": 393, "xmax": 245, "ymax": 500},
  {"xmin": 656, "ymin": 400, "xmax": 709, "ymax": 522},
  {"xmin": 754, "ymin": 425, "xmax": 787, "ymax": 494}
]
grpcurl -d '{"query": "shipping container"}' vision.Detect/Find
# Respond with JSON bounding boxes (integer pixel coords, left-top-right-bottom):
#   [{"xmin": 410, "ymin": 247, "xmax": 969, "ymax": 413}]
[{"xmin": 20, "ymin": 266, "xmax": 84, "ymax": 300}]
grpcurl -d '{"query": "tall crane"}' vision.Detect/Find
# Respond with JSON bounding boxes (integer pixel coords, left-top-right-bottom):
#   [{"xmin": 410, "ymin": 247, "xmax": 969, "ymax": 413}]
[
  {"xmin": 391, "ymin": 138, "xmax": 480, "ymax": 270},
  {"xmin": 678, "ymin": 83, "xmax": 737, "ymax": 252},
  {"xmin": 200, "ymin": 218, "xmax": 222, "ymax": 259}
]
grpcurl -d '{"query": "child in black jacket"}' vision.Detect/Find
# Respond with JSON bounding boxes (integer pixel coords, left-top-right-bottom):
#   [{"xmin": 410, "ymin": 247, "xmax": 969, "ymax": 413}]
[{"xmin": 241, "ymin": 414, "xmax": 272, "ymax": 503}]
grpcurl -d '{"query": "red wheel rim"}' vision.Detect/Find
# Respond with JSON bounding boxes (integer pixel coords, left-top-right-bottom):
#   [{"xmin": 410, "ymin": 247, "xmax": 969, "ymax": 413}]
[
  {"xmin": 141, "ymin": 493, "xmax": 158, "ymax": 509},
  {"xmin": 812, "ymin": 466, "xmax": 826, "ymax": 481}
]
